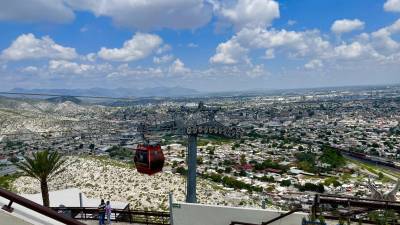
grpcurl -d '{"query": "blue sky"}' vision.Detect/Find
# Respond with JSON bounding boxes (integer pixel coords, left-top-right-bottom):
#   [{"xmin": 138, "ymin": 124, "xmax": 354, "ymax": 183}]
[{"xmin": 0, "ymin": 0, "xmax": 399, "ymax": 92}]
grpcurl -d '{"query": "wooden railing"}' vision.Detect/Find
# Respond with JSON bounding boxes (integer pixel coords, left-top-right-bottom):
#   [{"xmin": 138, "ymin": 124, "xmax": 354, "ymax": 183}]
[{"xmin": 51, "ymin": 206, "xmax": 170, "ymax": 225}]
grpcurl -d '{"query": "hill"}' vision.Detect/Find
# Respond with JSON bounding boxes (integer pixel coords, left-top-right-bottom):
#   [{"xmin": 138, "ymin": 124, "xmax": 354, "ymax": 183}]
[{"xmin": 46, "ymin": 96, "xmax": 82, "ymax": 104}]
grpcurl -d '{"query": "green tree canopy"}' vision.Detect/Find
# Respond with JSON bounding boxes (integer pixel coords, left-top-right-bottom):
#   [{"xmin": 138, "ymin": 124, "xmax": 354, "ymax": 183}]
[{"xmin": 14, "ymin": 150, "xmax": 67, "ymax": 207}]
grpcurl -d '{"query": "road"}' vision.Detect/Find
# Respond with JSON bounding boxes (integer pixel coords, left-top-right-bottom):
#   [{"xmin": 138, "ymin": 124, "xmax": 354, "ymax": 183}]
[
  {"xmin": 344, "ymin": 155, "xmax": 399, "ymax": 181},
  {"xmin": 0, "ymin": 166, "xmax": 17, "ymax": 176}
]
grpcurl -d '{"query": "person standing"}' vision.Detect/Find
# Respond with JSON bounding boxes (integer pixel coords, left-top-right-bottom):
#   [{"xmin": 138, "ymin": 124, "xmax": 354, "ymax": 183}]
[
  {"xmin": 105, "ymin": 200, "xmax": 112, "ymax": 224},
  {"xmin": 98, "ymin": 199, "xmax": 106, "ymax": 225}
]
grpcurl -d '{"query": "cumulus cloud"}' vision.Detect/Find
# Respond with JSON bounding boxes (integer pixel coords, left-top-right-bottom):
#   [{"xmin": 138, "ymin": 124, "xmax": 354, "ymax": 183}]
[
  {"xmin": 264, "ymin": 49, "xmax": 275, "ymax": 59},
  {"xmin": 20, "ymin": 66, "xmax": 39, "ymax": 74},
  {"xmin": 371, "ymin": 19, "xmax": 400, "ymax": 52},
  {"xmin": 153, "ymin": 55, "xmax": 174, "ymax": 64},
  {"xmin": 156, "ymin": 45, "xmax": 172, "ymax": 55},
  {"xmin": 65, "ymin": 0, "xmax": 213, "ymax": 30},
  {"xmin": 331, "ymin": 19, "xmax": 365, "ymax": 34},
  {"xmin": 48, "ymin": 60, "xmax": 95, "ymax": 74},
  {"xmin": 1, "ymin": 33, "xmax": 78, "ymax": 61},
  {"xmin": 246, "ymin": 64, "xmax": 265, "ymax": 77},
  {"xmin": 229, "ymin": 27, "xmax": 330, "ymax": 59},
  {"xmin": 332, "ymin": 42, "xmax": 367, "ymax": 59},
  {"xmin": 304, "ymin": 59, "xmax": 323, "ymax": 69},
  {"xmin": 211, "ymin": 22, "xmax": 399, "ymax": 69},
  {"xmin": 0, "ymin": 0, "xmax": 215, "ymax": 30},
  {"xmin": 85, "ymin": 53, "xmax": 97, "ymax": 62},
  {"xmin": 169, "ymin": 59, "xmax": 191, "ymax": 75},
  {"xmin": 217, "ymin": 0, "xmax": 280, "ymax": 30},
  {"xmin": 210, "ymin": 27, "xmax": 332, "ymax": 65},
  {"xmin": 210, "ymin": 39, "xmax": 249, "ymax": 64},
  {"xmin": 384, "ymin": 0, "xmax": 400, "ymax": 12},
  {"xmin": 0, "ymin": 0, "xmax": 74, "ymax": 23},
  {"xmin": 98, "ymin": 33, "xmax": 162, "ymax": 62}
]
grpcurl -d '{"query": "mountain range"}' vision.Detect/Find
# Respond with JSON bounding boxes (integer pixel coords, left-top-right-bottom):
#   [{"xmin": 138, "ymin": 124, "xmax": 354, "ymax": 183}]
[{"xmin": 10, "ymin": 86, "xmax": 200, "ymax": 98}]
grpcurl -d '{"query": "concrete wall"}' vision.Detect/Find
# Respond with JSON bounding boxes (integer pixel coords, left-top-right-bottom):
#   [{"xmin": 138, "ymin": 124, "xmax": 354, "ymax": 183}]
[{"xmin": 172, "ymin": 202, "xmax": 307, "ymax": 225}]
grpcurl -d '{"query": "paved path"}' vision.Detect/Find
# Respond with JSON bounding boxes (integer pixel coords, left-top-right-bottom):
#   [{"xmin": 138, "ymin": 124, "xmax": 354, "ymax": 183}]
[
  {"xmin": 82, "ymin": 221, "xmax": 139, "ymax": 225},
  {"xmin": 0, "ymin": 210, "xmax": 34, "ymax": 225}
]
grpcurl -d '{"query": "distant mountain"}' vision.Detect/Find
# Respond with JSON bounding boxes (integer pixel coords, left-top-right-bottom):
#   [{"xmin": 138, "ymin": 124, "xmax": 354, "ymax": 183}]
[
  {"xmin": 10, "ymin": 86, "xmax": 200, "ymax": 98},
  {"xmin": 46, "ymin": 96, "xmax": 82, "ymax": 104}
]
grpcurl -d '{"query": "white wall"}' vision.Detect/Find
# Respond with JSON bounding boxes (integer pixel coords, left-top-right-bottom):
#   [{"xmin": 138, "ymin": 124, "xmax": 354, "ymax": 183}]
[
  {"xmin": 172, "ymin": 202, "xmax": 307, "ymax": 225},
  {"xmin": 0, "ymin": 196, "xmax": 66, "ymax": 225}
]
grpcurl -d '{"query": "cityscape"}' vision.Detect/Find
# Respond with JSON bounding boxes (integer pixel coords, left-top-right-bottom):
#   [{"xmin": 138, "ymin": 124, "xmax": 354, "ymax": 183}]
[{"xmin": 1, "ymin": 84, "xmax": 400, "ymax": 224}]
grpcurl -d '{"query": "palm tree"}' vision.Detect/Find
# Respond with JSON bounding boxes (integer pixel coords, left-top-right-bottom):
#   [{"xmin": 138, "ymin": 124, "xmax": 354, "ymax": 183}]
[{"xmin": 14, "ymin": 150, "xmax": 67, "ymax": 207}]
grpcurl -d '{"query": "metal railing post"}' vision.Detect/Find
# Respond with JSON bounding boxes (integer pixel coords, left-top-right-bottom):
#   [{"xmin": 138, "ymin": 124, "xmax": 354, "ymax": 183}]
[
  {"xmin": 2, "ymin": 200, "xmax": 14, "ymax": 212},
  {"xmin": 169, "ymin": 192, "xmax": 174, "ymax": 225}
]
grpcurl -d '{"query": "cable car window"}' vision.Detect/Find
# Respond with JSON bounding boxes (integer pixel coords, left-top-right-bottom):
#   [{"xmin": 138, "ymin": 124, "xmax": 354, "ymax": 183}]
[{"xmin": 137, "ymin": 151, "xmax": 148, "ymax": 164}]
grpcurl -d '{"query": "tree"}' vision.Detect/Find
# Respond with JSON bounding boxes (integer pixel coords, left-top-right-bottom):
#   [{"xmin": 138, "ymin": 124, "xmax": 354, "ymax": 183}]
[
  {"xmin": 240, "ymin": 154, "xmax": 247, "ymax": 165},
  {"xmin": 280, "ymin": 179, "xmax": 291, "ymax": 187},
  {"xmin": 197, "ymin": 156, "xmax": 204, "ymax": 165},
  {"xmin": 14, "ymin": 150, "xmax": 67, "ymax": 207},
  {"xmin": 320, "ymin": 146, "xmax": 345, "ymax": 169},
  {"xmin": 89, "ymin": 143, "xmax": 95, "ymax": 151}
]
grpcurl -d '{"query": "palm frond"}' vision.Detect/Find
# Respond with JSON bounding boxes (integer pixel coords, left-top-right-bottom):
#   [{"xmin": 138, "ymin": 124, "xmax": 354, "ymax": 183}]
[{"xmin": 14, "ymin": 150, "xmax": 67, "ymax": 181}]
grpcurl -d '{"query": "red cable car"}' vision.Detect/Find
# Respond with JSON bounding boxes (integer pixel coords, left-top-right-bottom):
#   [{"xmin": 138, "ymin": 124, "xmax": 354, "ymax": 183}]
[{"xmin": 134, "ymin": 143, "xmax": 165, "ymax": 175}]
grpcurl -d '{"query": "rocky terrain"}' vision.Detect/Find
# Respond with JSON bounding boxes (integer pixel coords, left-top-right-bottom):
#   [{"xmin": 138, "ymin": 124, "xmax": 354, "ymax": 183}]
[
  {"xmin": 0, "ymin": 97, "xmax": 113, "ymax": 138},
  {"xmin": 13, "ymin": 156, "xmax": 261, "ymax": 211}
]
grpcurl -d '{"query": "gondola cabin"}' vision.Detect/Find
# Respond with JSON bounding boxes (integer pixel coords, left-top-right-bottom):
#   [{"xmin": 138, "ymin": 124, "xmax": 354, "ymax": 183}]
[{"xmin": 134, "ymin": 143, "xmax": 165, "ymax": 175}]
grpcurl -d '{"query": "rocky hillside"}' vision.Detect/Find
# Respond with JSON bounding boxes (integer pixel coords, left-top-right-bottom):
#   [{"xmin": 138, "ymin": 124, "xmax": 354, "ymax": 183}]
[{"xmin": 13, "ymin": 156, "xmax": 260, "ymax": 211}]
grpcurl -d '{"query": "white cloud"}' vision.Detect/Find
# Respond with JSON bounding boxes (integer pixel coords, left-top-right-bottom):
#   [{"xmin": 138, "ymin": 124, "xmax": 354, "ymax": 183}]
[
  {"xmin": 211, "ymin": 27, "xmax": 332, "ymax": 65},
  {"xmin": 264, "ymin": 49, "xmax": 275, "ymax": 59},
  {"xmin": 98, "ymin": 33, "xmax": 162, "ymax": 62},
  {"xmin": 210, "ymin": 39, "xmax": 249, "ymax": 64},
  {"xmin": 1, "ymin": 33, "xmax": 78, "ymax": 61},
  {"xmin": 0, "ymin": 0, "xmax": 74, "ymax": 23},
  {"xmin": 304, "ymin": 59, "xmax": 323, "ymax": 69},
  {"xmin": 20, "ymin": 66, "xmax": 39, "ymax": 74},
  {"xmin": 384, "ymin": 0, "xmax": 400, "ymax": 12},
  {"xmin": 331, "ymin": 19, "xmax": 365, "ymax": 34},
  {"xmin": 48, "ymin": 60, "xmax": 95, "ymax": 74},
  {"xmin": 85, "ymin": 53, "xmax": 97, "ymax": 62},
  {"xmin": 169, "ymin": 59, "xmax": 191, "ymax": 75},
  {"xmin": 217, "ymin": 0, "xmax": 280, "ymax": 30},
  {"xmin": 371, "ymin": 19, "xmax": 400, "ymax": 52},
  {"xmin": 321, "ymin": 41, "xmax": 385, "ymax": 63},
  {"xmin": 0, "ymin": 0, "xmax": 214, "ymax": 30},
  {"xmin": 235, "ymin": 27, "xmax": 330, "ymax": 57},
  {"xmin": 211, "ymin": 23, "xmax": 399, "ymax": 70},
  {"xmin": 287, "ymin": 20, "xmax": 297, "ymax": 26},
  {"xmin": 153, "ymin": 55, "xmax": 174, "ymax": 64},
  {"xmin": 246, "ymin": 64, "xmax": 265, "ymax": 77},
  {"xmin": 107, "ymin": 64, "xmax": 163, "ymax": 79},
  {"xmin": 156, "ymin": 45, "xmax": 172, "ymax": 55},
  {"xmin": 188, "ymin": 43, "xmax": 199, "ymax": 48},
  {"xmin": 332, "ymin": 42, "xmax": 366, "ymax": 59},
  {"xmin": 65, "ymin": 0, "xmax": 213, "ymax": 30}
]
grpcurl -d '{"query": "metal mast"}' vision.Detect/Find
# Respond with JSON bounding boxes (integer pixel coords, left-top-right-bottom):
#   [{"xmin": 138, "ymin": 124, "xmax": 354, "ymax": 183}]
[{"xmin": 184, "ymin": 102, "xmax": 242, "ymax": 203}]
